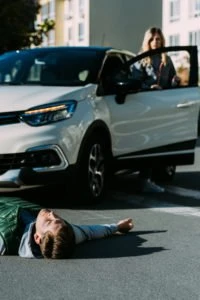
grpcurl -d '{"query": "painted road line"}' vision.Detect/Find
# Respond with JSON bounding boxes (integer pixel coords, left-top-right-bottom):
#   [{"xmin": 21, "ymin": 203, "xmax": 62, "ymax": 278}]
[
  {"xmin": 165, "ymin": 185, "xmax": 200, "ymax": 200},
  {"xmin": 150, "ymin": 203, "xmax": 200, "ymax": 217},
  {"xmin": 111, "ymin": 190, "xmax": 200, "ymax": 217},
  {"xmin": 112, "ymin": 184, "xmax": 200, "ymax": 203}
]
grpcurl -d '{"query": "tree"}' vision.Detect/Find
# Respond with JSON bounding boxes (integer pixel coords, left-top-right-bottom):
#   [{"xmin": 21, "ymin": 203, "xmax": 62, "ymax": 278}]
[
  {"xmin": 0, "ymin": 0, "xmax": 55, "ymax": 53},
  {"xmin": 30, "ymin": 18, "xmax": 55, "ymax": 47}
]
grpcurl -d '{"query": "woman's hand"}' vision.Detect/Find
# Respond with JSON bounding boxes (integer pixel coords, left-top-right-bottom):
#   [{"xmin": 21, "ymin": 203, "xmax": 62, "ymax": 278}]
[
  {"xmin": 151, "ymin": 84, "xmax": 162, "ymax": 90},
  {"xmin": 172, "ymin": 75, "xmax": 181, "ymax": 87}
]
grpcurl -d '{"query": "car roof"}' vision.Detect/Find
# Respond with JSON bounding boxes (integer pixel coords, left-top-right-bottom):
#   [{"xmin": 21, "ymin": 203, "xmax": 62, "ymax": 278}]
[
  {"xmin": 4, "ymin": 46, "xmax": 136, "ymax": 59},
  {"xmin": 13, "ymin": 46, "xmax": 113, "ymax": 54}
]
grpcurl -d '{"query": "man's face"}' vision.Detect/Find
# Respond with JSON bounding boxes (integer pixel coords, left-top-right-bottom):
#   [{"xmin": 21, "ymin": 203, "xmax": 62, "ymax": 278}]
[{"xmin": 34, "ymin": 209, "xmax": 66, "ymax": 244}]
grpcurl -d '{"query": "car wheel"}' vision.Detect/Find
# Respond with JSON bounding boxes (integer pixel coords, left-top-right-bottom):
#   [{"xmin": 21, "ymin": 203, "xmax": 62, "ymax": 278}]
[
  {"xmin": 152, "ymin": 165, "xmax": 176, "ymax": 183},
  {"xmin": 75, "ymin": 135, "xmax": 110, "ymax": 204}
]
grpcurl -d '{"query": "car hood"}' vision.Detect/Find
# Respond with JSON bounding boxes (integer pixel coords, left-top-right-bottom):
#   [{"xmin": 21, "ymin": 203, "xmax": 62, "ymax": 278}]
[{"xmin": 0, "ymin": 85, "xmax": 90, "ymax": 112}]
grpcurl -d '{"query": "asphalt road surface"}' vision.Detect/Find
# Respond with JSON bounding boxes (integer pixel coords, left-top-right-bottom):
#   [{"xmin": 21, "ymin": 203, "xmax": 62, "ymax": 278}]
[{"xmin": 1, "ymin": 144, "xmax": 200, "ymax": 300}]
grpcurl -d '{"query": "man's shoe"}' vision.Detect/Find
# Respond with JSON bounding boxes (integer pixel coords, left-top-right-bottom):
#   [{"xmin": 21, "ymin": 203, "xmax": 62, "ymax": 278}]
[{"xmin": 142, "ymin": 179, "xmax": 165, "ymax": 193}]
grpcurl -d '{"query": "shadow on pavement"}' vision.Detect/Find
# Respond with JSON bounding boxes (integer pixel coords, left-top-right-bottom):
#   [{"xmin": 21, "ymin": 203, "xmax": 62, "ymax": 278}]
[
  {"xmin": 171, "ymin": 171, "xmax": 200, "ymax": 190},
  {"xmin": 112, "ymin": 170, "xmax": 200, "ymax": 193},
  {"xmin": 1, "ymin": 170, "xmax": 200, "ymax": 209},
  {"xmin": 73, "ymin": 230, "xmax": 168, "ymax": 259}
]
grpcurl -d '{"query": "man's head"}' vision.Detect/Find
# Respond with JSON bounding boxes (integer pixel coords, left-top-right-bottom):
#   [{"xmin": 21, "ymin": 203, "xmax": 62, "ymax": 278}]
[{"xmin": 34, "ymin": 209, "xmax": 75, "ymax": 259}]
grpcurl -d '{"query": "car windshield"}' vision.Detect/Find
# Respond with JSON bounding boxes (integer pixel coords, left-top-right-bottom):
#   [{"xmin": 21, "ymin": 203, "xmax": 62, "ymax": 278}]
[{"xmin": 0, "ymin": 48, "xmax": 104, "ymax": 86}]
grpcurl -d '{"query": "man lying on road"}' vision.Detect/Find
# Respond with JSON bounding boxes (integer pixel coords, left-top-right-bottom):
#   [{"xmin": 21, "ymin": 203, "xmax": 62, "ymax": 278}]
[{"xmin": 0, "ymin": 198, "xmax": 134, "ymax": 259}]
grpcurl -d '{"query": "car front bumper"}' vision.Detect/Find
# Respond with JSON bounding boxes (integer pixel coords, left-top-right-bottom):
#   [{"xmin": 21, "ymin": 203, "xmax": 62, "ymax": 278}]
[
  {"xmin": 0, "ymin": 143, "xmax": 75, "ymax": 188},
  {"xmin": 0, "ymin": 165, "xmax": 76, "ymax": 188}
]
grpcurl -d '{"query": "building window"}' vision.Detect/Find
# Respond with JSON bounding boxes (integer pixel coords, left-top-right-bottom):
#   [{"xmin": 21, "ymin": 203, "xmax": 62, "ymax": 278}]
[
  {"xmin": 65, "ymin": 0, "xmax": 73, "ymax": 19},
  {"xmin": 189, "ymin": 0, "xmax": 200, "ymax": 17},
  {"xmin": 41, "ymin": 1, "xmax": 55, "ymax": 20},
  {"xmin": 42, "ymin": 35, "xmax": 48, "ymax": 47},
  {"xmin": 48, "ymin": 30, "xmax": 55, "ymax": 46},
  {"xmin": 169, "ymin": 34, "xmax": 180, "ymax": 46},
  {"xmin": 68, "ymin": 27, "xmax": 72, "ymax": 41},
  {"xmin": 169, "ymin": 0, "xmax": 180, "ymax": 22},
  {"xmin": 49, "ymin": 0, "xmax": 55, "ymax": 19},
  {"xmin": 79, "ymin": 0, "xmax": 85, "ymax": 17},
  {"xmin": 78, "ymin": 23, "xmax": 84, "ymax": 41},
  {"xmin": 189, "ymin": 30, "xmax": 200, "ymax": 46},
  {"xmin": 79, "ymin": 0, "xmax": 84, "ymax": 10},
  {"xmin": 41, "ymin": 3, "xmax": 48, "ymax": 21},
  {"xmin": 40, "ymin": 0, "xmax": 55, "ymax": 46},
  {"xmin": 168, "ymin": 35, "xmax": 180, "ymax": 57}
]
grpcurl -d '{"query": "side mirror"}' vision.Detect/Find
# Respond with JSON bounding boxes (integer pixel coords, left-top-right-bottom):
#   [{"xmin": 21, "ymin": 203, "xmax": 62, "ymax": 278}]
[{"xmin": 115, "ymin": 79, "xmax": 141, "ymax": 104}]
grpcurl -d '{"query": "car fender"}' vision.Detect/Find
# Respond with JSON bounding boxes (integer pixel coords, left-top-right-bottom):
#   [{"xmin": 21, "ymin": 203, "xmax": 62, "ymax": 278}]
[{"xmin": 76, "ymin": 120, "xmax": 112, "ymax": 165}]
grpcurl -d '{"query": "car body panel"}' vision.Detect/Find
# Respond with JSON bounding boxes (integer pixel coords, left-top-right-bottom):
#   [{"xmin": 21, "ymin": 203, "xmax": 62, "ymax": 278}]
[
  {"xmin": 105, "ymin": 86, "xmax": 200, "ymax": 157},
  {"xmin": 0, "ymin": 85, "xmax": 89, "ymax": 111}
]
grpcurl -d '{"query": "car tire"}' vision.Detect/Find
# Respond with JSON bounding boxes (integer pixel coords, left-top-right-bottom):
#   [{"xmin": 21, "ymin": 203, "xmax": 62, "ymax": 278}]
[
  {"xmin": 152, "ymin": 165, "xmax": 176, "ymax": 183},
  {"xmin": 74, "ymin": 135, "xmax": 110, "ymax": 204}
]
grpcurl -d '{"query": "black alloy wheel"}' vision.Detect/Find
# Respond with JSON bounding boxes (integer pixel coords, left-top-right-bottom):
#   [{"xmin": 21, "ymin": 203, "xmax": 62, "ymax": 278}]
[{"xmin": 75, "ymin": 135, "xmax": 109, "ymax": 204}]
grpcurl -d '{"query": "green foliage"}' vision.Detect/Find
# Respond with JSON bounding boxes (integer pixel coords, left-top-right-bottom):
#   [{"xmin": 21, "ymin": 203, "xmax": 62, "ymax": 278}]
[
  {"xmin": 30, "ymin": 18, "xmax": 55, "ymax": 46},
  {"xmin": 0, "ymin": 0, "xmax": 55, "ymax": 53}
]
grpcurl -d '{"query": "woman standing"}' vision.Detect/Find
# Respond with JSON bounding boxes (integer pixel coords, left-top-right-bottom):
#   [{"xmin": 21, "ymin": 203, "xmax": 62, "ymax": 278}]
[
  {"xmin": 139, "ymin": 27, "xmax": 179, "ymax": 90},
  {"xmin": 135, "ymin": 27, "xmax": 180, "ymax": 193}
]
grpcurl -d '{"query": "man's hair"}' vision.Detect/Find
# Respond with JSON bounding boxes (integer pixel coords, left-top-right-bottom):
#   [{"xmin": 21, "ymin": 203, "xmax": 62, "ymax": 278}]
[{"xmin": 40, "ymin": 223, "xmax": 75, "ymax": 259}]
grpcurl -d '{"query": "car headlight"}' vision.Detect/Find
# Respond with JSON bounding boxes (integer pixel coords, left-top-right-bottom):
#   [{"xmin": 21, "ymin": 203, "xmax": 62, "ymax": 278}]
[{"xmin": 20, "ymin": 100, "xmax": 77, "ymax": 126}]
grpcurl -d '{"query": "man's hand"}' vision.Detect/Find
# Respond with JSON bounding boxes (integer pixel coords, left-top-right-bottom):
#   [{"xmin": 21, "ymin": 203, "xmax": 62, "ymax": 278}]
[{"xmin": 117, "ymin": 218, "xmax": 134, "ymax": 233}]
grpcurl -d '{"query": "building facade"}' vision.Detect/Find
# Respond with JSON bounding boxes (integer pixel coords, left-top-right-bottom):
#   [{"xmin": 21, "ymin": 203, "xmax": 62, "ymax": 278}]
[
  {"xmin": 162, "ymin": 0, "xmax": 200, "ymax": 80},
  {"xmin": 37, "ymin": 0, "xmax": 162, "ymax": 53},
  {"xmin": 162, "ymin": 0, "xmax": 200, "ymax": 51}
]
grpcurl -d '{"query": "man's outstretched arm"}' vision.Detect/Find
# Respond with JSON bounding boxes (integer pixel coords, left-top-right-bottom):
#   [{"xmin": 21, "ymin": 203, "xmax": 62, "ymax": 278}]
[{"xmin": 71, "ymin": 218, "xmax": 134, "ymax": 244}]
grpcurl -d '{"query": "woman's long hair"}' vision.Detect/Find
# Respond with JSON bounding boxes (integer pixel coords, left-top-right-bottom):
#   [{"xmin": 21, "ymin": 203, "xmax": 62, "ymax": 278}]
[{"xmin": 141, "ymin": 27, "xmax": 167, "ymax": 66}]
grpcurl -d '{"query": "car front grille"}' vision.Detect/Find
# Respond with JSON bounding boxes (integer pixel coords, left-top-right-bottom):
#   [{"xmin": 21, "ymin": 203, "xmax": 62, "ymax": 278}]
[
  {"xmin": 0, "ymin": 112, "xmax": 20, "ymax": 125},
  {"xmin": 0, "ymin": 150, "xmax": 62, "ymax": 175},
  {"xmin": 0, "ymin": 153, "xmax": 24, "ymax": 174}
]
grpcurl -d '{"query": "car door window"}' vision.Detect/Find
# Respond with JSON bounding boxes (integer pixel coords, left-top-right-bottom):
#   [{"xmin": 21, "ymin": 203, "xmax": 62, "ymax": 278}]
[
  {"xmin": 127, "ymin": 46, "xmax": 198, "ymax": 92},
  {"xmin": 98, "ymin": 55, "xmax": 130, "ymax": 95}
]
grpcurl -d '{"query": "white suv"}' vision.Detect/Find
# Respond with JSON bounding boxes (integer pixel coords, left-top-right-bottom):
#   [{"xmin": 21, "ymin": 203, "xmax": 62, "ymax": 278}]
[{"xmin": 0, "ymin": 46, "xmax": 199, "ymax": 203}]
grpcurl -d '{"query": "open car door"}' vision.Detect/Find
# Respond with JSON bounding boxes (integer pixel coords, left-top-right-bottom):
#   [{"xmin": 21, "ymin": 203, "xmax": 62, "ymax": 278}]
[{"xmin": 100, "ymin": 46, "xmax": 200, "ymax": 169}]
